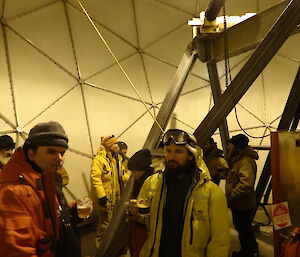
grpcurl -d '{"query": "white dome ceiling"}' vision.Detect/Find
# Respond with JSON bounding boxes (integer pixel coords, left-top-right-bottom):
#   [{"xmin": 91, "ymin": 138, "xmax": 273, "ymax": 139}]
[{"xmin": 1, "ymin": 0, "xmax": 299, "ymax": 197}]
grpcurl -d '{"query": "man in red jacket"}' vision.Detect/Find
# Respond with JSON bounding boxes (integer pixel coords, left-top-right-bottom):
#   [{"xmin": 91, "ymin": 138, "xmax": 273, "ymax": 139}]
[{"xmin": 0, "ymin": 121, "xmax": 81, "ymax": 257}]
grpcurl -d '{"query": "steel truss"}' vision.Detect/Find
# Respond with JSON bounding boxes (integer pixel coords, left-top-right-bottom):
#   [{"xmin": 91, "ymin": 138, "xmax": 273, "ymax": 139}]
[{"xmin": 144, "ymin": 0, "xmax": 300, "ymax": 214}]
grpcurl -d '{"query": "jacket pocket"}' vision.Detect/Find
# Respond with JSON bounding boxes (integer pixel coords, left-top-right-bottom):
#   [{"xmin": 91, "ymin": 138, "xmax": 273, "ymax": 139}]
[
  {"xmin": 5, "ymin": 216, "xmax": 31, "ymax": 230},
  {"xmin": 4, "ymin": 217, "xmax": 35, "ymax": 247},
  {"xmin": 102, "ymin": 163, "xmax": 111, "ymax": 175},
  {"xmin": 191, "ymin": 202, "xmax": 209, "ymax": 247},
  {"xmin": 226, "ymin": 169, "xmax": 240, "ymax": 188}
]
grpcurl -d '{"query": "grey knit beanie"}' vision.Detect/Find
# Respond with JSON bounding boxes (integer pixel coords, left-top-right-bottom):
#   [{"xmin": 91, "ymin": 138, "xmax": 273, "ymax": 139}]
[{"xmin": 23, "ymin": 121, "xmax": 68, "ymax": 151}]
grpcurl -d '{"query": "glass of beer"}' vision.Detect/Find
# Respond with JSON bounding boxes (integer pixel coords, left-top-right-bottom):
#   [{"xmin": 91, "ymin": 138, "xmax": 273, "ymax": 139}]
[{"xmin": 77, "ymin": 196, "xmax": 93, "ymax": 219}]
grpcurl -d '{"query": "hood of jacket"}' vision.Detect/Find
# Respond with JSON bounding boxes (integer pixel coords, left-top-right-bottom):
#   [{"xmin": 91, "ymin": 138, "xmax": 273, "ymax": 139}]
[
  {"xmin": 0, "ymin": 148, "xmax": 41, "ymax": 188},
  {"xmin": 230, "ymin": 146, "xmax": 259, "ymax": 164},
  {"xmin": 96, "ymin": 144, "xmax": 108, "ymax": 157},
  {"xmin": 96, "ymin": 144, "xmax": 118, "ymax": 163}
]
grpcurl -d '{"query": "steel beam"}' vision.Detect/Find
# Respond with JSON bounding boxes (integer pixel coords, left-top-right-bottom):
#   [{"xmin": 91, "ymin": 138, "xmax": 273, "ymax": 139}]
[
  {"xmin": 198, "ymin": 0, "xmax": 300, "ymax": 63},
  {"xmin": 277, "ymin": 65, "xmax": 300, "ymax": 130},
  {"xmin": 290, "ymin": 100, "xmax": 300, "ymax": 130},
  {"xmin": 205, "ymin": 0, "xmax": 226, "ymax": 21},
  {"xmin": 143, "ymin": 41, "xmax": 198, "ymax": 150},
  {"xmin": 194, "ymin": 0, "xmax": 300, "ymax": 147},
  {"xmin": 206, "ymin": 61, "xmax": 230, "ymax": 156},
  {"xmin": 252, "ymin": 145, "xmax": 271, "ymax": 151},
  {"xmin": 255, "ymin": 65, "xmax": 300, "ymax": 208}
]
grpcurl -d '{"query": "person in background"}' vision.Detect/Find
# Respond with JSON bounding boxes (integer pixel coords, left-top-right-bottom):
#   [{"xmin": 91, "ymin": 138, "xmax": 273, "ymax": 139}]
[
  {"xmin": 118, "ymin": 141, "xmax": 128, "ymax": 161},
  {"xmin": 127, "ymin": 149, "xmax": 153, "ymax": 257},
  {"xmin": 151, "ymin": 142, "xmax": 165, "ymax": 174},
  {"xmin": 0, "ymin": 135, "xmax": 15, "ymax": 172},
  {"xmin": 128, "ymin": 129, "xmax": 230, "ymax": 257},
  {"xmin": 225, "ymin": 134, "xmax": 259, "ymax": 257},
  {"xmin": 0, "ymin": 121, "xmax": 83, "ymax": 257},
  {"xmin": 90, "ymin": 135, "xmax": 129, "ymax": 247},
  {"xmin": 202, "ymin": 137, "xmax": 228, "ymax": 185},
  {"xmin": 118, "ymin": 141, "xmax": 129, "ymax": 173}
]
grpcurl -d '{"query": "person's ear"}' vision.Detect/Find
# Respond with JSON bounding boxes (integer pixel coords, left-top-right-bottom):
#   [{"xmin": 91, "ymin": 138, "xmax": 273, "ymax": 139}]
[{"xmin": 27, "ymin": 149, "xmax": 35, "ymax": 161}]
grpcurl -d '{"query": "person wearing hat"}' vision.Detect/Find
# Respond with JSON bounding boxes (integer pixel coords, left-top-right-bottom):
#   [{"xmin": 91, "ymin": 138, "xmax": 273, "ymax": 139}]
[
  {"xmin": 0, "ymin": 134, "xmax": 15, "ymax": 172},
  {"xmin": 118, "ymin": 141, "xmax": 128, "ymax": 160},
  {"xmin": 90, "ymin": 135, "xmax": 129, "ymax": 247},
  {"xmin": 118, "ymin": 141, "xmax": 129, "ymax": 173},
  {"xmin": 127, "ymin": 149, "xmax": 154, "ymax": 257},
  {"xmin": 225, "ymin": 134, "xmax": 259, "ymax": 257},
  {"xmin": 0, "ymin": 121, "xmax": 82, "ymax": 257},
  {"xmin": 128, "ymin": 129, "xmax": 230, "ymax": 257},
  {"xmin": 202, "ymin": 137, "xmax": 229, "ymax": 185}
]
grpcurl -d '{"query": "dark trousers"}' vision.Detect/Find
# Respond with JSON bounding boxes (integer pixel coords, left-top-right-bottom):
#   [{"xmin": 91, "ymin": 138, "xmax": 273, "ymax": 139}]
[{"xmin": 232, "ymin": 209, "xmax": 258, "ymax": 256}]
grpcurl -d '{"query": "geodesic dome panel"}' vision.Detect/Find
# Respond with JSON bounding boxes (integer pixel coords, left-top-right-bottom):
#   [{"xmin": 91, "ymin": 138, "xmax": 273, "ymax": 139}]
[{"xmin": 1, "ymin": 0, "xmax": 299, "ymax": 199}]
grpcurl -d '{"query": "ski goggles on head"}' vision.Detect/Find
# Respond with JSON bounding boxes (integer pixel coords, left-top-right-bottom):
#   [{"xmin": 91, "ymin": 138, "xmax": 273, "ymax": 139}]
[{"xmin": 162, "ymin": 129, "xmax": 196, "ymax": 147}]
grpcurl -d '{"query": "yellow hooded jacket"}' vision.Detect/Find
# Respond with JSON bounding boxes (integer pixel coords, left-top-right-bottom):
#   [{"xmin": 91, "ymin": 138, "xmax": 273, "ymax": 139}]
[
  {"xmin": 90, "ymin": 145, "xmax": 129, "ymax": 210},
  {"xmin": 138, "ymin": 168, "xmax": 230, "ymax": 257}
]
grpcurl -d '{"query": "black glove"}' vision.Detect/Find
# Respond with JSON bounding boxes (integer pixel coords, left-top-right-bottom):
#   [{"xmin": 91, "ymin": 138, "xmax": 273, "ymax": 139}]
[{"xmin": 98, "ymin": 196, "xmax": 108, "ymax": 207}]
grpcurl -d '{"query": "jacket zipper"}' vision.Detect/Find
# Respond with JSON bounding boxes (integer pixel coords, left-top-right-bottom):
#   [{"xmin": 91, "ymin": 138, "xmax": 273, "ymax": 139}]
[
  {"xmin": 182, "ymin": 171, "xmax": 199, "ymax": 247},
  {"xmin": 182, "ymin": 169, "xmax": 206, "ymax": 246},
  {"xmin": 182, "ymin": 170, "xmax": 200, "ymax": 218},
  {"xmin": 149, "ymin": 174, "xmax": 165, "ymax": 257},
  {"xmin": 189, "ymin": 212, "xmax": 194, "ymax": 244}
]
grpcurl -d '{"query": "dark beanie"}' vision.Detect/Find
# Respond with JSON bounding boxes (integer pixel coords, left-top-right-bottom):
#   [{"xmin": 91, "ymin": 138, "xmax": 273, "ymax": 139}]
[
  {"xmin": 228, "ymin": 134, "xmax": 249, "ymax": 149},
  {"xmin": 0, "ymin": 135, "xmax": 15, "ymax": 150},
  {"xmin": 23, "ymin": 121, "xmax": 68, "ymax": 151},
  {"xmin": 128, "ymin": 149, "xmax": 152, "ymax": 171}
]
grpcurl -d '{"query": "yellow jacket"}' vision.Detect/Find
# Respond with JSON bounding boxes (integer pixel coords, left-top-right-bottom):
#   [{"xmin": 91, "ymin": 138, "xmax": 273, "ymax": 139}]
[
  {"xmin": 58, "ymin": 166, "xmax": 69, "ymax": 187},
  {"xmin": 138, "ymin": 169, "xmax": 230, "ymax": 257},
  {"xmin": 90, "ymin": 145, "xmax": 129, "ymax": 210}
]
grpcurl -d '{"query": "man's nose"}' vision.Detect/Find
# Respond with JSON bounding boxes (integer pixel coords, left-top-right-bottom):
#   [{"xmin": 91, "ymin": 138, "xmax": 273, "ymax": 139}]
[
  {"xmin": 167, "ymin": 152, "xmax": 176, "ymax": 160},
  {"xmin": 55, "ymin": 153, "xmax": 64, "ymax": 161}
]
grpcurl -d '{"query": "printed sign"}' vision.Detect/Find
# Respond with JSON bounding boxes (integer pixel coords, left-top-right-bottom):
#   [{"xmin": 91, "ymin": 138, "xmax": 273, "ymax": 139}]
[{"xmin": 271, "ymin": 201, "xmax": 292, "ymax": 230}]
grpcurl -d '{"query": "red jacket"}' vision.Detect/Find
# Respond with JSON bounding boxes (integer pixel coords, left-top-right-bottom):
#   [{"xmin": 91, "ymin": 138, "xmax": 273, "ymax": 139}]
[{"xmin": 0, "ymin": 149, "xmax": 56, "ymax": 257}]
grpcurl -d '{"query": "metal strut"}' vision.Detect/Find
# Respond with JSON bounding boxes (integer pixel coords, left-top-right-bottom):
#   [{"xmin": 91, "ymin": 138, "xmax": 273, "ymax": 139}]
[
  {"xmin": 194, "ymin": 0, "xmax": 300, "ymax": 147},
  {"xmin": 143, "ymin": 39, "xmax": 198, "ymax": 151}
]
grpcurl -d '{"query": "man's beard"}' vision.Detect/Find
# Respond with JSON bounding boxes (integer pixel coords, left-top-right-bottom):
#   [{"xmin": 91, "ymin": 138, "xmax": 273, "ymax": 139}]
[
  {"xmin": 164, "ymin": 159, "xmax": 195, "ymax": 184},
  {"xmin": 203, "ymin": 147, "xmax": 212, "ymax": 157},
  {"xmin": 228, "ymin": 148, "xmax": 240, "ymax": 159}
]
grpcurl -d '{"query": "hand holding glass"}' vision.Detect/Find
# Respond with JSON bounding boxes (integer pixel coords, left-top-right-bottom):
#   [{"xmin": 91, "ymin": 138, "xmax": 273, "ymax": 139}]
[{"xmin": 77, "ymin": 196, "xmax": 93, "ymax": 219}]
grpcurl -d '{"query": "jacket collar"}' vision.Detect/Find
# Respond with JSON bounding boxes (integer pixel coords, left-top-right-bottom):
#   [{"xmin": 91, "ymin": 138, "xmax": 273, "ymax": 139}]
[
  {"xmin": 229, "ymin": 146, "xmax": 259, "ymax": 164},
  {"xmin": 0, "ymin": 148, "xmax": 41, "ymax": 189}
]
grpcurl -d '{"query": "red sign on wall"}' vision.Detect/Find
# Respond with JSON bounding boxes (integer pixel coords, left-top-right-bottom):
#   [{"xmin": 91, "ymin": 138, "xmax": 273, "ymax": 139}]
[{"xmin": 272, "ymin": 202, "xmax": 292, "ymax": 230}]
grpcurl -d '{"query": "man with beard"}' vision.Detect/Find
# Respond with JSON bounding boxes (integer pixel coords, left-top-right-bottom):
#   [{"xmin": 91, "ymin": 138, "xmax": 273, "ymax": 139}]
[
  {"xmin": 202, "ymin": 137, "xmax": 228, "ymax": 185},
  {"xmin": 0, "ymin": 135, "xmax": 15, "ymax": 172},
  {"xmin": 128, "ymin": 129, "xmax": 230, "ymax": 257},
  {"xmin": 90, "ymin": 135, "xmax": 129, "ymax": 247},
  {"xmin": 225, "ymin": 134, "xmax": 259, "ymax": 257}
]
